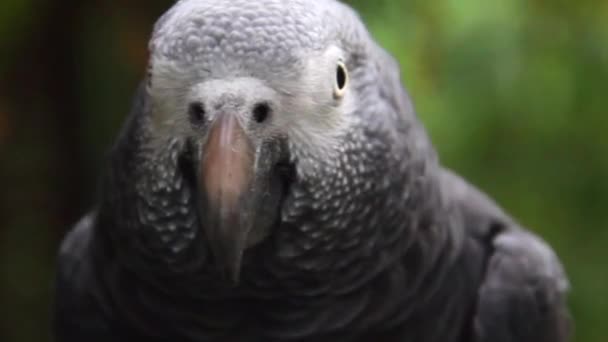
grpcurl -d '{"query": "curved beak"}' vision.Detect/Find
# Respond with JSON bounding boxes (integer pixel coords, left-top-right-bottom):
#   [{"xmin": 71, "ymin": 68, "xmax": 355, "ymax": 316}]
[{"xmin": 199, "ymin": 113, "xmax": 281, "ymax": 283}]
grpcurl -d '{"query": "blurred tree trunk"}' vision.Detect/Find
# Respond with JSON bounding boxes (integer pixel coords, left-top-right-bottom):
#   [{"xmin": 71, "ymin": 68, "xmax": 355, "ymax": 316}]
[
  {"xmin": 7, "ymin": 1, "xmax": 87, "ymax": 234},
  {"xmin": 1, "ymin": 1, "xmax": 87, "ymax": 341}
]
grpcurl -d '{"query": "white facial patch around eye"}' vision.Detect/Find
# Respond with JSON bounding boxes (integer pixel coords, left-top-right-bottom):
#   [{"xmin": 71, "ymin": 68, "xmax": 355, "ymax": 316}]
[
  {"xmin": 280, "ymin": 46, "xmax": 358, "ymax": 176},
  {"xmin": 145, "ymin": 58, "xmax": 206, "ymax": 146}
]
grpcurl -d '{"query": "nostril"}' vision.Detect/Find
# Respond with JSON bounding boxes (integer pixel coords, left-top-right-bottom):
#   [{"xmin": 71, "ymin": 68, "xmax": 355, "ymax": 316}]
[
  {"xmin": 252, "ymin": 102, "xmax": 271, "ymax": 123},
  {"xmin": 188, "ymin": 101, "xmax": 206, "ymax": 125}
]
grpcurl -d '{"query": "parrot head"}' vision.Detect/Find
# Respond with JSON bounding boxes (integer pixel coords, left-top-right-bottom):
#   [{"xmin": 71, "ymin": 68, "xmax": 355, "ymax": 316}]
[{"xmin": 114, "ymin": 0, "xmax": 433, "ymax": 284}]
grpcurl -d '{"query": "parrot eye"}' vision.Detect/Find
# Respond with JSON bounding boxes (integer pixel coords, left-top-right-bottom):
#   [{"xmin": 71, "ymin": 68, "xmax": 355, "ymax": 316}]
[{"xmin": 334, "ymin": 61, "xmax": 349, "ymax": 99}]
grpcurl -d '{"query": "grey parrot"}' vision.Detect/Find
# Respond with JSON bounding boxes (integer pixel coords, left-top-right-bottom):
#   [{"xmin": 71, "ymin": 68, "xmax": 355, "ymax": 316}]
[{"xmin": 53, "ymin": 0, "xmax": 571, "ymax": 341}]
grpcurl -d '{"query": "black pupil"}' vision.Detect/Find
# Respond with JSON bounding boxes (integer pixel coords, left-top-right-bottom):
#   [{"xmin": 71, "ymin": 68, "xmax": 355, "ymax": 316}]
[
  {"xmin": 189, "ymin": 102, "xmax": 206, "ymax": 123},
  {"xmin": 336, "ymin": 64, "xmax": 347, "ymax": 90}
]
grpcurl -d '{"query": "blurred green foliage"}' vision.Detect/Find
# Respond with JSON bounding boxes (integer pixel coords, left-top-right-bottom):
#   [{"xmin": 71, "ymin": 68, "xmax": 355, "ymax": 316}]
[{"xmin": 0, "ymin": 1, "xmax": 606, "ymax": 341}]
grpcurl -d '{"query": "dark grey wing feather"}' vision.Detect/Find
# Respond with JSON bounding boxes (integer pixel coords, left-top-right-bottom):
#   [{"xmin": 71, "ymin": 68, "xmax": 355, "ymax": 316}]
[
  {"xmin": 52, "ymin": 213, "xmax": 118, "ymax": 342},
  {"xmin": 440, "ymin": 169, "xmax": 571, "ymax": 342},
  {"xmin": 473, "ymin": 228, "xmax": 571, "ymax": 342}
]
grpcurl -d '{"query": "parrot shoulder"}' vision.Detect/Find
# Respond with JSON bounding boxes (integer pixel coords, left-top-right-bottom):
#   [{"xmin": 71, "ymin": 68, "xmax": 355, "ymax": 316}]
[
  {"xmin": 439, "ymin": 168, "xmax": 571, "ymax": 342},
  {"xmin": 53, "ymin": 212, "xmax": 117, "ymax": 342},
  {"xmin": 472, "ymin": 226, "xmax": 571, "ymax": 342}
]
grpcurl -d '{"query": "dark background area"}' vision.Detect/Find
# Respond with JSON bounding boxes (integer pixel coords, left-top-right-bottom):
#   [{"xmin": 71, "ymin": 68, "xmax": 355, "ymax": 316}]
[{"xmin": 0, "ymin": 1, "xmax": 606, "ymax": 341}]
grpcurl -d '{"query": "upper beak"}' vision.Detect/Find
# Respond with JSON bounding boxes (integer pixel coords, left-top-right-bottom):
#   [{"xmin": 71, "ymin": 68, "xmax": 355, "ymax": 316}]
[{"xmin": 199, "ymin": 113, "xmax": 281, "ymax": 283}]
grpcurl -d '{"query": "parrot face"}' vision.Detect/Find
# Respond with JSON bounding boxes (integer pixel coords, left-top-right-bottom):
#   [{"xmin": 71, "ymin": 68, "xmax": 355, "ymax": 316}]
[
  {"xmin": 105, "ymin": 0, "xmax": 429, "ymax": 288},
  {"xmin": 141, "ymin": 0, "xmax": 382, "ymax": 281}
]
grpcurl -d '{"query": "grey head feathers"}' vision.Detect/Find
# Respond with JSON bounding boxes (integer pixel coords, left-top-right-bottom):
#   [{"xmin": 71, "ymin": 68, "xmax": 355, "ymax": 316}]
[{"xmin": 145, "ymin": 0, "xmax": 419, "ymax": 178}]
